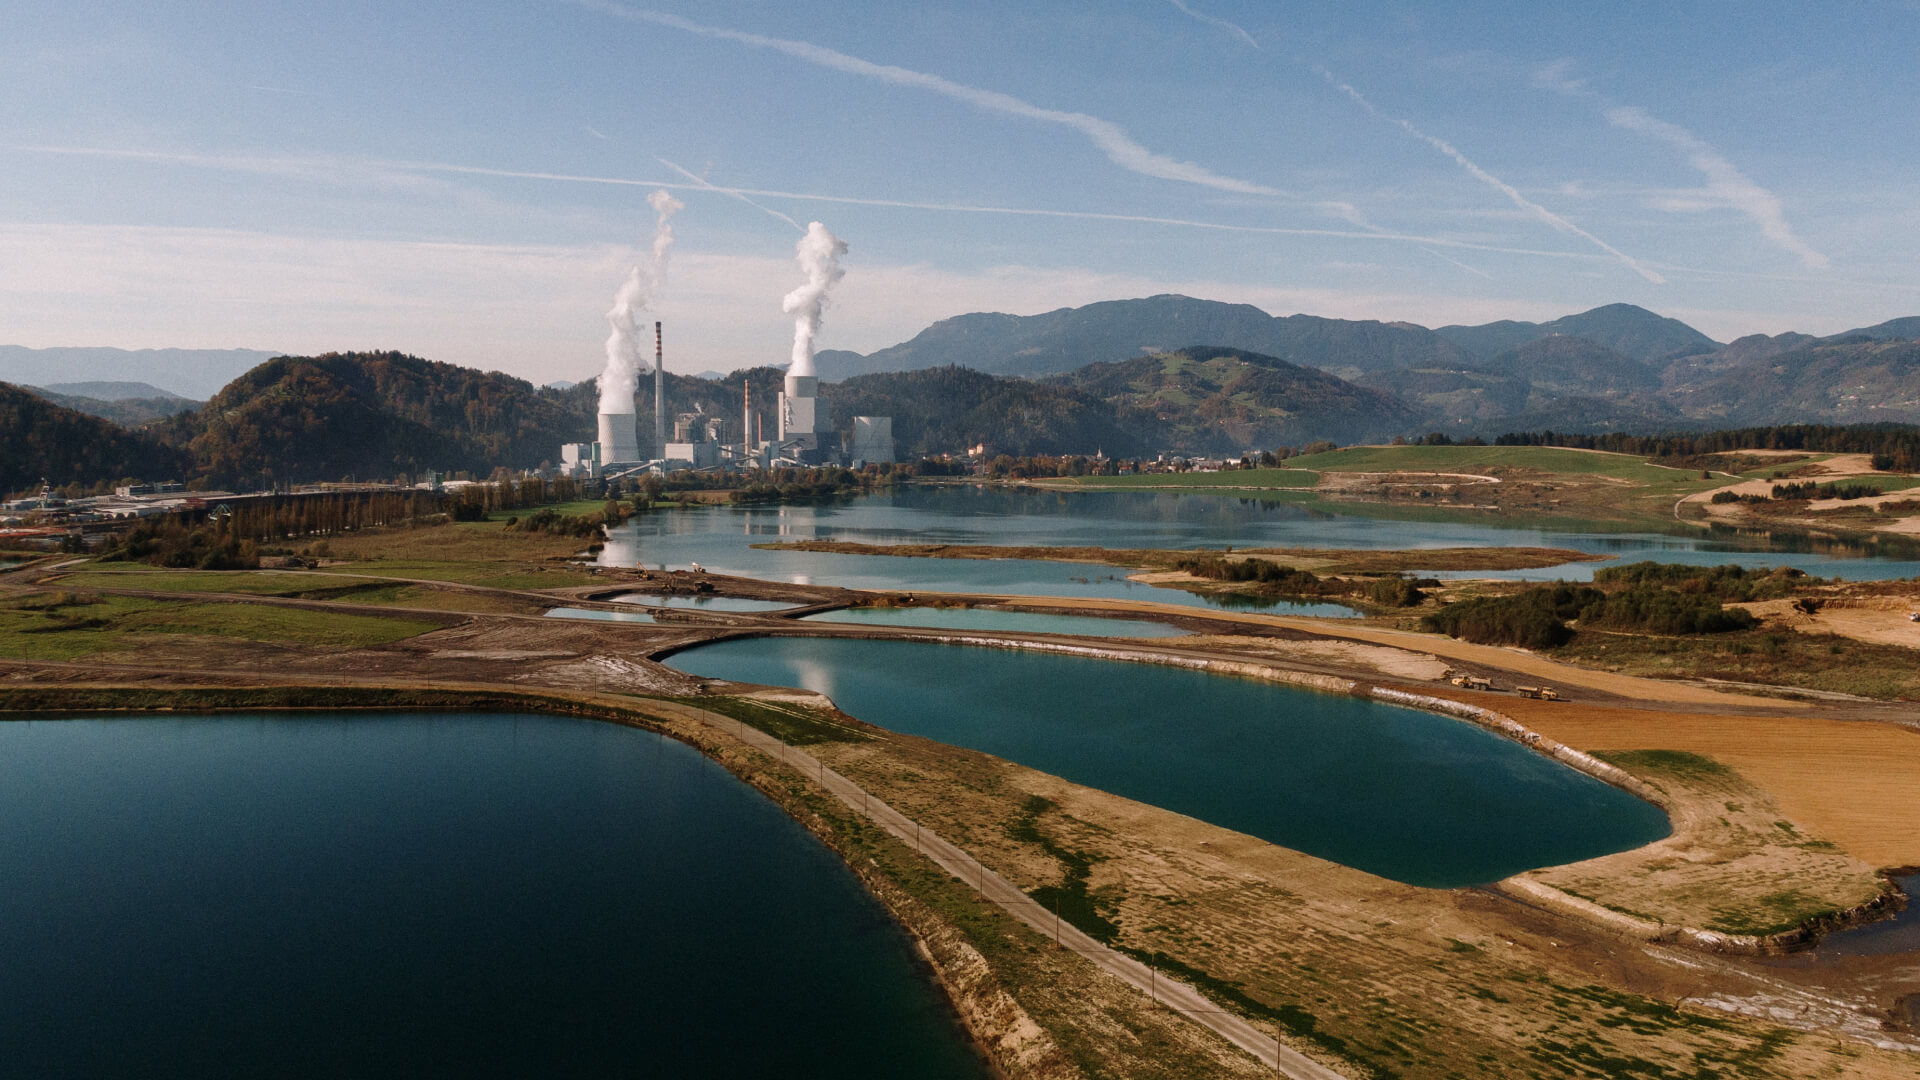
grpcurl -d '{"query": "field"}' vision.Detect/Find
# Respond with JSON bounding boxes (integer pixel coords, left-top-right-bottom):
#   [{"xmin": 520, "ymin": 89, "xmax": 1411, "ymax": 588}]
[
  {"xmin": 1046, "ymin": 467, "xmax": 1320, "ymax": 490},
  {"xmin": 1041, "ymin": 444, "xmax": 1772, "ymax": 527},
  {"xmin": 0, "ymin": 591, "xmax": 439, "ymax": 662}
]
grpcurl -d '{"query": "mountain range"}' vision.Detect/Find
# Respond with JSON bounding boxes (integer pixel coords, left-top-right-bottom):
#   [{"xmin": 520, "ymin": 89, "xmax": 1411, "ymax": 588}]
[
  {"xmin": 7, "ymin": 297, "xmax": 1920, "ymax": 492},
  {"xmin": 816, "ymin": 296, "xmax": 1920, "ymax": 437}
]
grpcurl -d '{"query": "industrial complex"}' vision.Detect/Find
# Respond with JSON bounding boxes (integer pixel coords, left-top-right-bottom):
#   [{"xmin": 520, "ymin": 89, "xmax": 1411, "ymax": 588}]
[{"xmin": 560, "ymin": 320, "xmax": 892, "ymax": 479}]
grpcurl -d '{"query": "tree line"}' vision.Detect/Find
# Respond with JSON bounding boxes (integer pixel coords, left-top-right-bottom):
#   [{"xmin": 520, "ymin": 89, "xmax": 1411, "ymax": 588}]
[{"xmin": 1491, "ymin": 424, "xmax": 1920, "ymax": 471}]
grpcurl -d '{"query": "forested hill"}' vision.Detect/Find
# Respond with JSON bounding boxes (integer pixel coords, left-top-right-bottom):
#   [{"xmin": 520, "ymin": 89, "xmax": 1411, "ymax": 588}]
[
  {"xmin": 161, "ymin": 352, "xmax": 596, "ymax": 489},
  {"xmin": 1054, "ymin": 346, "xmax": 1419, "ymax": 450},
  {"xmin": 824, "ymin": 366, "xmax": 1158, "ymax": 458},
  {"xmin": 824, "ymin": 295, "xmax": 1471, "ymax": 379},
  {"xmin": 1, "ymin": 382, "xmax": 191, "ymax": 496}
]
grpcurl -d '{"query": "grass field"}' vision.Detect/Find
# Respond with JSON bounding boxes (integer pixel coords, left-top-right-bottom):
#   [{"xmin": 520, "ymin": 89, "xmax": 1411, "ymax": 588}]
[
  {"xmin": 0, "ymin": 592, "xmax": 438, "ymax": 661},
  {"xmin": 308, "ymin": 520, "xmax": 604, "ymax": 588},
  {"xmin": 1046, "ymin": 467, "xmax": 1320, "ymax": 490}
]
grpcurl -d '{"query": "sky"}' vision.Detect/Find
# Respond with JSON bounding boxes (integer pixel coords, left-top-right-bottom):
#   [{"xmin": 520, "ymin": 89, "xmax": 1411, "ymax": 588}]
[{"xmin": 3, "ymin": 1, "xmax": 1918, "ymax": 385}]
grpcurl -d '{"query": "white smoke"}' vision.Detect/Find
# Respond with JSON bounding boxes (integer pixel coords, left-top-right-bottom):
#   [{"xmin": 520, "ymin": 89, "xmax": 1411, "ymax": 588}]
[
  {"xmin": 781, "ymin": 221, "xmax": 847, "ymax": 377},
  {"xmin": 598, "ymin": 189, "xmax": 685, "ymax": 413}
]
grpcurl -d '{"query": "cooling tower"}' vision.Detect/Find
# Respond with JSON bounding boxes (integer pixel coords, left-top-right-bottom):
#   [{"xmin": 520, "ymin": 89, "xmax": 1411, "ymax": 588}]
[
  {"xmin": 598, "ymin": 410, "xmax": 641, "ymax": 464},
  {"xmin": 778, "ymin": 373, "xmax": 818, "ymax": 450}
]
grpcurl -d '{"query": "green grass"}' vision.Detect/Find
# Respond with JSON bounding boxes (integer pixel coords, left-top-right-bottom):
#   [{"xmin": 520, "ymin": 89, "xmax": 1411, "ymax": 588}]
[
  {"xmin": 0, "ymin": 593, "xmax": 439, "ymax": 661},
  {"xmin": 1286, "ymin": 444, "xmax": 1703, "ymax": 485},
  {"xmin": 677, "ymin": 695, "xmax": 875, "ymax": 744},
  {"xmin": 1594, "ymin": 749, "xmax": 1738, "ymax": 786},
  {"xmin": 51, "ymin": 568, "xmax": 383, "ymax": 596},
  {"xmin": 1046, "ymin": 467, "xmax": 1319, "ymax": 490}
]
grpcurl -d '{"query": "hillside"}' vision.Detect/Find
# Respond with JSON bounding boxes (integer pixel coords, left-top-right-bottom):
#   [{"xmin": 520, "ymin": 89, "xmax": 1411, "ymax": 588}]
[
  {"xmin": 162, "ymin": 352, "xmax": 597, "ymax": 488},
  {"xmin": 1473, "ymin": 336, "xmax": 1664, "ymax": 397},
  {"xmin": 1054, "ymin": 346, "xmax": 1417, "ymax": 451},
  {"xmin": 1688, "ymin": 339, "xmax": 1920, "ymax": 425},
  {"xmin": 1436, "ymin": 303, "xmax": 1720, "ymax": 363},
  {"xmin": 38, "ymin": 381, "xmax": 192, "ymax": 401},
  {"xmin": 0, "ymin": 382, "xmax": 192, "ymax": 497},
  {"xmin": 825, "ymin": 366, "xmax": 1154, "ymax": 458},
  {"xmin": 825, "ymin": 295, "xmax": 1468, "ymax": 379},
  {"xmin": 22, "ymin": 386, "xmax": 202, "ymax": 427}
]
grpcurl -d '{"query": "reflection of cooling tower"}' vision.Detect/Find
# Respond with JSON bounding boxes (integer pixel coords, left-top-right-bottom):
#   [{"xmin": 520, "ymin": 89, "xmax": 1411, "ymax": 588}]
[
  {"xmin": 598, "ymin": 411, "xmax": 640, "ymax": 463},
  {"xmin": 778, "ymin": 373, "xmax": 818, "ymax": 449}
]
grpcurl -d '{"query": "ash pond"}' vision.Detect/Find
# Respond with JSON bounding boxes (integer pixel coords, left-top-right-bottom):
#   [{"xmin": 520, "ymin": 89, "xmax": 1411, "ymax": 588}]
[
  {"xmin": 0, "ymin": 713, "xmax": 988, "ymax": 1080},
  {"xmin": 669, "ymin": 638, "xmax": 1670, "ymax": 888}
]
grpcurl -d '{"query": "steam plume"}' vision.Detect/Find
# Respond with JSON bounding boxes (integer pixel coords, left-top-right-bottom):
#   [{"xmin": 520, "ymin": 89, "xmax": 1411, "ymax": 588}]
[
  {"xmin": 781, "ymin": 221, "xmax": 847, "ymax": 377},
  {"xmin": 598, "ymin": 189, "xmax": 684, "ymax": 412}
]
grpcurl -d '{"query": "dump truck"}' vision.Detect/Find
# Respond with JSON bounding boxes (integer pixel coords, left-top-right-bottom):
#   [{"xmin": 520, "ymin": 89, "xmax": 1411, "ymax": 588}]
[
  {"xmin": 1515, "ymin": 686, "xmax": 1562, "ymax": 701},
  {"xmin": 1449, "ymin": 675, "xmax": 1496, "ymax": 691}
]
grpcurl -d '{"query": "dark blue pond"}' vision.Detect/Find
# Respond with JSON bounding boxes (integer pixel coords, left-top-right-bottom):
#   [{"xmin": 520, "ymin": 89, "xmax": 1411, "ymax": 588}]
[
  {"xmin": 669, "ymin": 637, "xmax": 1672, "ymax": 888},
  {"xmin": 0, "ymin": 714, "xmax": 987, "ymax": 1079}
]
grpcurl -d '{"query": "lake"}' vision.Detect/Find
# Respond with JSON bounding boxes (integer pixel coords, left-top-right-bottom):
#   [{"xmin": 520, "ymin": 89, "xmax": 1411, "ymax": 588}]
[
  {"xmin": 667, "ymin": 637, "xmax": 1671, "ymax": 888},
  {"xmin": 0, "ymin": 713, "xmax": 988, "ymax": 1079},
  {"xmin": 601, "ymin": 487, "xmax": 1920, "ymax": 602}
]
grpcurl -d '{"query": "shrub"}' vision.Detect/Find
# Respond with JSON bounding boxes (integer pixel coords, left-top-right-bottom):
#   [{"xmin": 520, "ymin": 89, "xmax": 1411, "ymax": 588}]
[{"xmin": 1421, "ymin": 585, "xmax": 1600, "ymax": 649}]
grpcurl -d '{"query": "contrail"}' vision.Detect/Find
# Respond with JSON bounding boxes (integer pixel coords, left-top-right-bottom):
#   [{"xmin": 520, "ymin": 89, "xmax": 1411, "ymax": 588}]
[
  {"xmin": 16, "ymin": 143, "xmax": 1613, "ymax": 262},
  {"xmin": 657, "ymin": 156, "xmax": 802, "ymax": 231},
  {"xmin": 1533, "ymin": 62, "xmax": 1826, "ymax": 270},
  {"xmin": 567, "ymin": 0, "xmax": 1293, "ymax": 198},
  {"xmin": 1605, "ymin": 106, "xmax": 1827, "ymax": 271},
  {"xmin": 1165, "ymin": 0, "xmax": 1260, "ymax": 49},
  {"xmin": 1316, "ymin": 67, "xmax": 1665, "ymax": 284}
]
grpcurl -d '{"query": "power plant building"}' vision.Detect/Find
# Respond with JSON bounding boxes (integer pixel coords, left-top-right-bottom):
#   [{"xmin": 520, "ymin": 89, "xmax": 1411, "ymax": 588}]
[
  {"xmin": 848, "ymin": 416, "xmax": 894, "ymax": 464},
  {"xmin": 777, "ymin": 373, "xmax": 820, "ymax": 460}
]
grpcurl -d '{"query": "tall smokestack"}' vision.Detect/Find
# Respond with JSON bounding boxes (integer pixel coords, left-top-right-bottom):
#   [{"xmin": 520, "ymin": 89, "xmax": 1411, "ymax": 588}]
[
  {"xmin": 654, "ymin": 321, "xmax": 665, "ymax": 455},
  {"xmin": 743, "ymin": 377, "xmax": 752, "ymax": 450}
]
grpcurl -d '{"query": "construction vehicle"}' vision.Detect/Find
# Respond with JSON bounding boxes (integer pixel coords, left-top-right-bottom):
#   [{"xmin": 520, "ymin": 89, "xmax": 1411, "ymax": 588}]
[
  {"xmin": 1515, "ymin": 686, "xmax": 1562, "ymax": 701},
  {"xmin": 1449, "ymin": 674, "xmax": 1496, "ymax": 691}
]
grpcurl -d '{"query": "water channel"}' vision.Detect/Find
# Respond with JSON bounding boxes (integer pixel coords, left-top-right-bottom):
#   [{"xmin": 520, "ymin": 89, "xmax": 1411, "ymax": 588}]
[{"xmin": 0, "ymin": 713, "xmax": 988, "ymax": 1079}]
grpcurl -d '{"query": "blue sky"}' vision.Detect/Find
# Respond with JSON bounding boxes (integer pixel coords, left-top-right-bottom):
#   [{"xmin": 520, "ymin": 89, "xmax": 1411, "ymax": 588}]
[{"xmin": 4, "ymin": 1, "xmax": 1917, "ymax": 384}]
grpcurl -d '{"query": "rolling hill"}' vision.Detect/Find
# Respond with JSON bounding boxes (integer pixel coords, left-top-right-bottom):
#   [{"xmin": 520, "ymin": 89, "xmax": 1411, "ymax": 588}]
[
  {"xmin": 161, "ymin": 352, "xmax": 597, "ymax": 489},
  {"xmin": 1436, "ymin": 303, "xmax": 1721, "ymax": 363},
  {"xmin": 1, "ymin": 382, "xmax": 192, "ymax": 497},
  {"xmin": 821, "ymin": 295, "xmax": 1469, "ymax": 380},
  {"xmin": 1053, "ymin": 346, "xmax": 1418, "ymax": 451}
]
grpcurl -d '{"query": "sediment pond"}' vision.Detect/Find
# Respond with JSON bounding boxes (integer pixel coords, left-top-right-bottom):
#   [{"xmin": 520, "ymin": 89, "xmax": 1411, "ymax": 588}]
[
  {"xmin": 669, "ymin": 637, "xmax": 1672, "ymax": 887},
  {"xmin": 0, "ymin": 713, "xmax": 988, "ymax": 1079}
]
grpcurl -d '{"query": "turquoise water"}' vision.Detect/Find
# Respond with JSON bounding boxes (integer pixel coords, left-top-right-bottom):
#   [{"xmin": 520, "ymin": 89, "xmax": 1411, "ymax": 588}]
[
  {"xmin": 668, "ymin": 638, "xmax": 1671, "ymax": 888},
  {"xmin": 616, "ymin": 594, "xmax": 803, "ymax": 612},
  {"xmin": 544, "ymin": 606, "xmax": 656, "ymax": 622},
  {"xmin": 802, "ymin": 606, "xmax": 1188, "ymax": 637},
  {"xmin": 599, "ymin": 487, "xmax": 1920, "ymax": 601},
  {"xmin": 0, "ymin": 714, "xmax": 987, "ymax": 1079}
]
